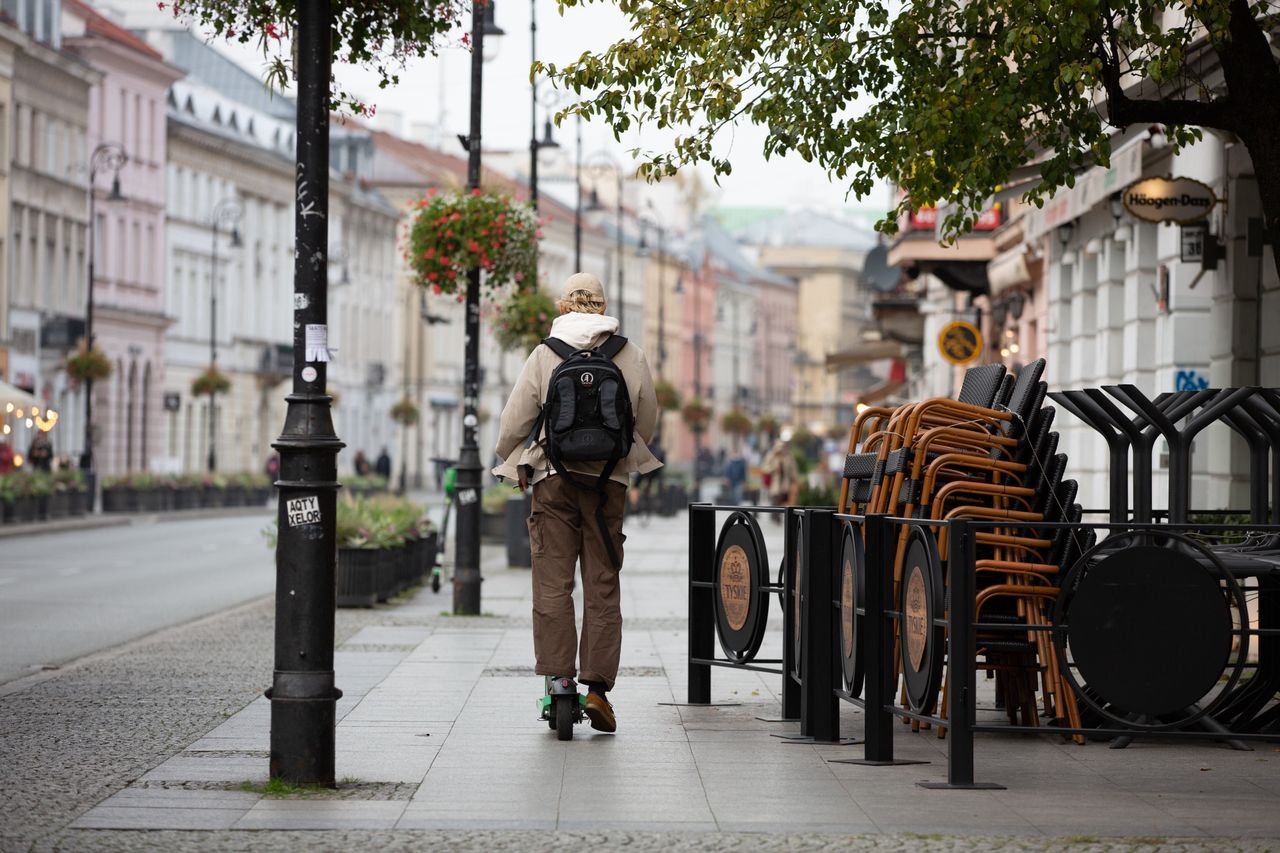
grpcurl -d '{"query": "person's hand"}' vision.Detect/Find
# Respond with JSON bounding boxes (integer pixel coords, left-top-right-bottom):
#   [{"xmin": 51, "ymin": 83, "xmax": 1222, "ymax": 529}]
[{"xmin": 517, "ymin": 466, "xmax": 530, "ymax": 491}]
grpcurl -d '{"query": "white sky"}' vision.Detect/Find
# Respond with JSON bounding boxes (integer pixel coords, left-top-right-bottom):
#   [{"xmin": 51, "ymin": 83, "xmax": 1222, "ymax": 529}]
[{"xmin": 207, "ymin": 0, "xmax": 892, "ymax": 223}]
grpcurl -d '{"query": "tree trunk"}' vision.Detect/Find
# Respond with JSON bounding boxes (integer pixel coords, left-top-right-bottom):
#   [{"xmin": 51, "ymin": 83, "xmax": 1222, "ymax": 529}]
[{"xmin": 1217, "ymin": 0, "xmax": 1280, "ymax": 282}]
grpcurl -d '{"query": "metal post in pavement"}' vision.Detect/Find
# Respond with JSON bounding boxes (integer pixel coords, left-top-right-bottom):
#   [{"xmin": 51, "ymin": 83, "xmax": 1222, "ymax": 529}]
[
  {"xmin": 453, "ymin": 0, "xmax": 487, "ymax": 616},
  {"xmin": 268, "ymin": 0, "xmax": 344, "ymax": 785}
]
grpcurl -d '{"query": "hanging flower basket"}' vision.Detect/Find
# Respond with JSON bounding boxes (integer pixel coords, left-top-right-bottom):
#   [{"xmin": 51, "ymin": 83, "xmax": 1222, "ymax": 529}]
[
  {"xmin": 390, "ymin": 397, "xmax": 420, "ymax": 426},
  {"xmin": 756, "ymin": 414, "xmax": 780, "ymax": 438},
  {"xmin": 192, "ymin": 366, "xmax": 232, "ymax": 397},
  {"xmin": 494, "ymin": 287, "xmax": 556, "ymax": 353},
  {"xmin": 682, "ymin": 398, "xmax": 711, "ymax": 434},
  {"xmin": 721, "ymin": 408, "xmax": 753, "ymax": 436},
  {"xmin": 64, "ymin": 343, "xmax": 112, "ymax": 385},
  {"xmin": 408, "ymin": 189, "xmax": 539, "ymax": 297},
  {"xmin": 654, "ymin": 379, "xmax": 681, "ymax": 412}
]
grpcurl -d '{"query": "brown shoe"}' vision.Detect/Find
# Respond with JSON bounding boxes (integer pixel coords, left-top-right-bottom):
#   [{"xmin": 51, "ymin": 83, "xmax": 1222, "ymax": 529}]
[{"xmin": 584, "ymin": 692, "xmax": 616, "ymax": 733}]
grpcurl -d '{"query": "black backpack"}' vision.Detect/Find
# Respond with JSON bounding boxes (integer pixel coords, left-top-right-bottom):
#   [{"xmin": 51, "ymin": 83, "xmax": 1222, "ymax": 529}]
[{"xmin": 527, "ymin": 334, "xmax": 634, "ymax": 568}]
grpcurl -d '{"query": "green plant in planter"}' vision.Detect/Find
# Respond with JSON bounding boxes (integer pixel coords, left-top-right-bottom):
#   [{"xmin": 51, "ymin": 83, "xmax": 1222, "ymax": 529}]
[
  {"xmin": 390, "ymin": 397, "xmax": 420, "ymax": 426},
  {"xmin": 56, "ymin": 469, "xmax": 87, "ymax": 492},
  {"xmin": 493, "ymin": 287, "xmax": 556, "ymax": 353},
  {"xmin": 481, "ymin": 483, "xmax": 513, "ymax": 515},
  {"xmin": 192, "ymin": 366, "xmax": 232, "ymax": 397},
  {"xmin": 756, "ymin": 414, "xmax": 780, "ymax": 438},
  {"xmin": 654, "ymin": 378, "xmax": 681, "ymax": 412},
  {"xmin": 408, "ymin": 189, "xmax": 539, "ymax": 298},
  {"xmin": 64, "ymin": 342, "xmax": 112, "ymax": 386}
]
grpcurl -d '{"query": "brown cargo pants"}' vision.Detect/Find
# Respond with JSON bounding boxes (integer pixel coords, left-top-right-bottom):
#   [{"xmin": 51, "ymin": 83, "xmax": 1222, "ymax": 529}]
[{"xmin": 528, "ymin": 475, "xmax": 627, "ymax": 691}]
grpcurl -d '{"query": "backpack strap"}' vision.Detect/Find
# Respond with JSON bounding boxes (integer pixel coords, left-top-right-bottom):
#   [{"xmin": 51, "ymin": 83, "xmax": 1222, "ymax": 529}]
[
  {"xmin": 597, "ymin": 334, "xmax": 628, "ymax": 360},
  {"xmin": 542, "ymin": 337, "xmax": 577, "ymax": 360}
]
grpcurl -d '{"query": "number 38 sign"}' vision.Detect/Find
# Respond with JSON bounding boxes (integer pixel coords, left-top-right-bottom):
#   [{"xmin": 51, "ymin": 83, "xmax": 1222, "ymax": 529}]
[{"xmin": 938, "ymin": 320, "xmax": 983, "ymax": 365}]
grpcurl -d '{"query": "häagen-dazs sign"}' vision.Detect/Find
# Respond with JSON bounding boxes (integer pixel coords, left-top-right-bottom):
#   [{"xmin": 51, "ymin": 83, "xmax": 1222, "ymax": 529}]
[{"xmin": 1122, "ymin": 176, "xmax": 1219, "ymax": 224}]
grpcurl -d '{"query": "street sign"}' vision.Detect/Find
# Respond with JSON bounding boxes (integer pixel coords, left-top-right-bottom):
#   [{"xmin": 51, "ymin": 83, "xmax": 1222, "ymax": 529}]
[
  {"xmin": 1180, "ymin": 224, "xmax": 1206, "ymax": 263},
  {"xmin": 1122, "ymin": 176, "xmax": 1218, "ymax": 225},
  {"xmin": 938, "ymin": 321, "xmax": 983, "ymax": 365}
]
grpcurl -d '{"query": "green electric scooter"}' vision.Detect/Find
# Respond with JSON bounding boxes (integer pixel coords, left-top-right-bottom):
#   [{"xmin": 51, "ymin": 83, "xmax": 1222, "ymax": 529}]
[{"xmin": 538, "ymin": 676, "xmax": 587, "ymax": 740}]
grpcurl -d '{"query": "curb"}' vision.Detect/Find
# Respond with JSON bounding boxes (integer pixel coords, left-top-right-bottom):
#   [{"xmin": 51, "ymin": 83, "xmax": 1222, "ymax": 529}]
[{"xmin": 0, "ymin": 505, "xmax": 274, "ymax": 539}]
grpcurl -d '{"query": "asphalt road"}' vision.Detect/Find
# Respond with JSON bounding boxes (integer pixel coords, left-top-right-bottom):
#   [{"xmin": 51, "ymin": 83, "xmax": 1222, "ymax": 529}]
[{"xmin": 0, "ymin": 513, "xmax": 276, "ymax": 685}]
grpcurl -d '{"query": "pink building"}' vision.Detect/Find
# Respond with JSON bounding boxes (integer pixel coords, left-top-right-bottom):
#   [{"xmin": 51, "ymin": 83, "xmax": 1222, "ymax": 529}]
[
  {"xmin": 675, "ymin": 250, "xmax": 717, "ymax": 471},
  {"xmin": 64, "ymin": 1, "xmax": 182, "ymax": 474}
]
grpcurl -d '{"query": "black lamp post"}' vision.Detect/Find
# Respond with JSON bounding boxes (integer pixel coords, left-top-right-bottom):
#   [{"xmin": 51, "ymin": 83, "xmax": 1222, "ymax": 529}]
[
  {"xmin": 82, "ymin": 143, "xmax": 127, "ymax": 493},
  {"xmin": 207, "ymin": 199, "xmax": 242, "ymax": 472},
  {"xmin": 268, "ymin": 0, "xmax": 344, "ymax": 786},
  {"xmin": 452, "ymin": 0, "xmax": 503, "ymax": 616},
  {"xmin": 571, "ymin": 114, "xmax": 585, "ymax": 271},
  {"xmin": 529, "ymin": 0, "xmax": 560, "ymax": 213}
]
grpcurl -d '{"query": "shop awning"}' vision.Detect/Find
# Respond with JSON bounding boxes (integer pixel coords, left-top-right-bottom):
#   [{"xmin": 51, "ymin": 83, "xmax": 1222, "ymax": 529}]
[
  {"xmin": 824, "ymin": 340, "xmax": 908, "ymax": 371},
  {"xmin": 0, "ymin": 380, "xmax": 37, "ymax": 409},
  {"xmin": 858, "ymin": 379, "xmax": 906, "ymax": 406}
]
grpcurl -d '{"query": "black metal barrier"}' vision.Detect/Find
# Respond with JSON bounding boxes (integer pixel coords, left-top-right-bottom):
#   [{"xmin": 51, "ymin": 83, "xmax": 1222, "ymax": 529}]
[{"xmin": 689, "ymin": 504, "xmax": 1280, "ymax": 789}]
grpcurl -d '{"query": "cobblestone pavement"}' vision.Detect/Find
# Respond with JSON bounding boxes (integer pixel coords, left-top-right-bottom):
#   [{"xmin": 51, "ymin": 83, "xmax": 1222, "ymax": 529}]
[{"xmin": 4, "ymin": 512, "xmax": 1279, "ymax": 852}]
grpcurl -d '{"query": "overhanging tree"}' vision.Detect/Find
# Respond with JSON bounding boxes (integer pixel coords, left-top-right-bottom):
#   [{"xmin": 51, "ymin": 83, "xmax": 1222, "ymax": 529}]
[{"xmin": 542, "ymin": 0, "xmax": 1280, "ymax": 276}]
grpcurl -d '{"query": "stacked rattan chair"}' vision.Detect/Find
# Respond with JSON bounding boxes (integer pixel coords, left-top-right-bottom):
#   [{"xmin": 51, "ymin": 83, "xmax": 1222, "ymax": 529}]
[{"xmin": 837, "ymin": 358, "xmax": 1091, "ymax": 736}]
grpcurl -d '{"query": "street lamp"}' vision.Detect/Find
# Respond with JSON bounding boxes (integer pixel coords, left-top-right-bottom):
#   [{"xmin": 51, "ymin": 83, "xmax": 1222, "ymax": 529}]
[
  {"xmin": 573, "ymin": 114, "xmax": 584, "ymax": 271},
  {"xmin": 82, "ymin": 142, "xmax": 128, "ymax": 495},
  {"xmin": 207, "ymin": 199, "xmax": 243, "ymax": 472},
  {"xmin": 453, "ymin": 0, "xmax": 504, "ymax": 616},
  {"xmin": 585, "ymin": 153, "xmax": 625, "ymax": 330},
  {"xmin": 529, "ymin": 0, "xmax": 561, "ymax": 213}
]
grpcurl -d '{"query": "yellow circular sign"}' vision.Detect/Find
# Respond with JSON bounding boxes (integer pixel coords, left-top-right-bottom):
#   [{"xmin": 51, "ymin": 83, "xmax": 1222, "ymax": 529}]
[{"xmin": 938, "ymin": 320, "xmax": 983, "ymax": 365}]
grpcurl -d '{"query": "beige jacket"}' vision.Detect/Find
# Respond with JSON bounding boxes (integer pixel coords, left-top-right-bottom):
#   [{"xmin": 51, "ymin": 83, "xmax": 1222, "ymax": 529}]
[{"xmin": 493, "ymin": 312, "xmax": 662, "ymax": 487}]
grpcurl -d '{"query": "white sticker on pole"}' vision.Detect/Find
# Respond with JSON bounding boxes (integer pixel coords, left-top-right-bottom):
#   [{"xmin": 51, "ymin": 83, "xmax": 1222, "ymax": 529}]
[
  {"xmin": 286, "ymin": 495, "xmax": 322, "ymax": 526},
  {"xmin": 301, "ymin": 366, "xmax": 317, "ymax": 382},
  {"xmin": 305, "ymin": 324, "xmax": 331, "ymax": 362},
  {"xmin": 294, "ymin": 293, "xmax": 309, "ymax": 310},
  {"xmin": 457, "ymin": 488, "xmax": 478, "ymax": 506}
]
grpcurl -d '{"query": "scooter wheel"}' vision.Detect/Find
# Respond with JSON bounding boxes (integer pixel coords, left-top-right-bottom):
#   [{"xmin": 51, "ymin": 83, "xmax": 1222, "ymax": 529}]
[
  {"xmin": 555, "ymin": 696, "xmax": 574, "ymax": 741},
  {"xmin": 431, "ymin": 573, "xmax": 441, "ymax": 593}
]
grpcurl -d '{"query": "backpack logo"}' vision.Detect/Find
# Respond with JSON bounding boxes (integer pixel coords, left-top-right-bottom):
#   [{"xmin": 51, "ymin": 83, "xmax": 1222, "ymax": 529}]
[{"xmin": 579, "ymin": 371, "xmax": 595, "ymax": 387}]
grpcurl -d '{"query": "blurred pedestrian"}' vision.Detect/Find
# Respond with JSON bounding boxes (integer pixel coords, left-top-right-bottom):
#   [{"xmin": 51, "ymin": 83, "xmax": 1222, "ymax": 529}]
[
  {"xmin": 28, "ymin": 432, "xmax": 52, "ymax": 472},
  {"xmin": 264, "ymin": 453, "xmax": 280, "ymax": 479},
  {"xmin": 375, "ymin": 447, "xmax": 392, "ymax": 479},
  {"xmin": 354, "ymin": 450, "xmax": 370, "ymax": 476},
  {"xmin": 0, "ymin": 441, "xmax": 13, "ymax": 474},
  {"xmin": 724, "ymin": 448, "xmax": 747, "ymax": 504},
  {"xmin": 761, "ymin": 436, "xmax": 799, "ymax": 510}
]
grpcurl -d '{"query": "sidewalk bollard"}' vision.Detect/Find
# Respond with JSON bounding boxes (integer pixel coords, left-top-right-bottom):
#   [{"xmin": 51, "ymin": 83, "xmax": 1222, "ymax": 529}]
[
  {"xmin": 799, "ymin": 509, "xmax": 840, "ymax": 742},
  {"xmin": 920, "ymin": 518, "xmax": 1003, "ymax": 789},
  {"xmin": 687, "ymin": 503, "xmax": 715, "ymax": 704}
]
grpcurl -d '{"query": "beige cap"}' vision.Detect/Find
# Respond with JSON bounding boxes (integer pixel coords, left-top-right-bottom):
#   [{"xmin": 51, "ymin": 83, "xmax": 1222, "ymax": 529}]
[{"xmin": 561, "ymin": 272, "xmax": 605, "ymax": 301}]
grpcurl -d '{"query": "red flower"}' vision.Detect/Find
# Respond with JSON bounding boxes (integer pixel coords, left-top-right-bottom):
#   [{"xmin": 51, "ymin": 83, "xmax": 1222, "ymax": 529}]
[
  {"xmin": 451, "ymin": 212, "xmax": 462, "ymax": 221},
  {"xmin": 431, "ymin": 284, "xmax": 442, "ymax": 294},
  {"xmin": 472, "ymin": 188, "xmax": 482, "ymax": 196},
  {"xmin": 428, "ymin": 272, "xmax": 439, "ymax": 281},
  {"xmin": 467, "ymin": 240, "xmax": 480, "ymax": 252}
]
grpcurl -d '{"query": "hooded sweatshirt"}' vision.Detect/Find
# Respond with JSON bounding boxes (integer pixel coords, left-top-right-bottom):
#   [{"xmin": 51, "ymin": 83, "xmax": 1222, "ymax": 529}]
[{"xmin": 493, "ymin": 311, "xmax": 661, "ymax": 487}]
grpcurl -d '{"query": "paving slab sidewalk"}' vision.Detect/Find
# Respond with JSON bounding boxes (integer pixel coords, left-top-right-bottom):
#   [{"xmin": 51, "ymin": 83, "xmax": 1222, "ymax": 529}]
[{"xmin": 59, "ymin": 513, "xmax": 1280, "ymax": 847}]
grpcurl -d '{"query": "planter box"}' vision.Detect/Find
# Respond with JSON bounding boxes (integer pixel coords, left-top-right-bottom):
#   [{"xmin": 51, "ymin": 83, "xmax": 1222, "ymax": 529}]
[
  {"xmin": 12, "ymin": 495, "xmax": 36, "ymax": 522},
  {"xmin": 223, "ymin": 485, "xmax": 245, "ymax": 507},
  {"xmin": 71, "ymin": 490, "xmax": 89, "ymax": 516},
  {"xmin": 480, "ymin": 511, "xmax": 505, "ymax": 542},
  {"xmin": 506, "ymin": 494, "xmax": 532, "ymax": 568},
  {"xmin": 1, "ymin": 500, "xmax": 12, "ymax": 524},
  {"xmin": 174, "ymin": 487, "xmax": 197, "ymax": 510},
  {"xmin": 48, "ymin": 491, "xmax": 71, "ymax": 520},
  {"xmin": 374, "ymin": 550, "xmax": 395, "ymax": 603},
  {"xmin": 202, "ymin": 488, "xmax": 225, "ymax": 508},
  {"xmin": 136, "ymin": 489, "xmax": 162, "ymax": 512},
  {"xmin": 336, "ymin": 547, "xmax": 378, "ymax": 608},
  {"xmin": 35, "ymin": 494, "xmax": 50, "ymax": 520}
]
